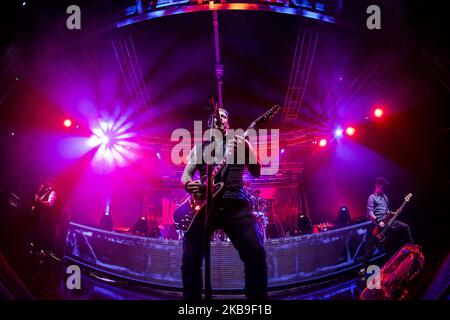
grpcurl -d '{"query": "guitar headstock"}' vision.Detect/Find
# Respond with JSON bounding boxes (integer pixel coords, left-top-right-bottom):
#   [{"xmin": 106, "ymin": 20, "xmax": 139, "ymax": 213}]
[
  {"xmin": 404, "ymin": 193, "xmax": 413, "ymax": 202},
  {"xmin": 253, "ymin": 104, "xmax": 281, "ymax": 125}
]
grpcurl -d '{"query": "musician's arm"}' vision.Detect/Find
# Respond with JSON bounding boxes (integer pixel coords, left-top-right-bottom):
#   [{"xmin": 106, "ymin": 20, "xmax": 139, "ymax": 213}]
[
  {"xmin": 367, "ymin": 196, "xmax": 378, "ymax": 223},
  {"xmin": 181, "ymin": 145, "xmax": 202, "ymax": 195}
]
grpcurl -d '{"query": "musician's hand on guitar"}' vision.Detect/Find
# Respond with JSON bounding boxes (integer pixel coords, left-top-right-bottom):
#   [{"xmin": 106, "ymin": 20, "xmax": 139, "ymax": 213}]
[
  {"xmin": 234, "ymin": 135, "xmax": 247, "ymax": 146},
  {"xmin": 227, "ymin": 135, "xmax": 246, "ymax": 151},
  {"xmin": 378, "ymin": 221, "xmax": 385, "ymax": 228},
  {"xmin": 185, "ymin": 180, "xmax": 202, "ymax": 195}
]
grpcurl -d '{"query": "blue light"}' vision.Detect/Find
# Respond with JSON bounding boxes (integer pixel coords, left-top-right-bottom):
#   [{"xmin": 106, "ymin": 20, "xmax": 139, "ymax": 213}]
[
  {"xmin": 334, "ymin": 128, "xmax": 343, "ymax": 138},
  {"xmin": 105, "ymin": 199, "xmax": 110, "ymax": 216}
]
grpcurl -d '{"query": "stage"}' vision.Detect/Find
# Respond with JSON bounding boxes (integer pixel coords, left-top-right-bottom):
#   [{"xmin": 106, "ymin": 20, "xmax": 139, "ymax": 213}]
[
  {"xmin": 0, "ymin": 0, "xmax": 448, "ymax": 303},
  {"xmin": 64, "ymin": 221, "xmax": 382, "ymax": 292}
]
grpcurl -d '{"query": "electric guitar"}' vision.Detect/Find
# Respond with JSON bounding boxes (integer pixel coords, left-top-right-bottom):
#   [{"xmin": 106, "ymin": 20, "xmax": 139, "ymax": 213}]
[
  {"xmin": 173, "ymin": 104, "xmax": 281, "ymax": 233},
  {"xmin": 372, "ymin": 193, "xmax": 412, "ymax": 242},
  {"xmin": 31, "ymin": 186, "xmax": 53, "ymax": 214}
]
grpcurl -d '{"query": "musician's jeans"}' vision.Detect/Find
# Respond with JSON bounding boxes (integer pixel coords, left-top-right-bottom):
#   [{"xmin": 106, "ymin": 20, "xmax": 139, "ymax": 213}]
[
  {"xmin": 181, "ymin": 199, "xmax": 268, "ymax": 300},
  {"xmin": 361, "ymin": 220, "xmax": 414, "ymax": 271}
]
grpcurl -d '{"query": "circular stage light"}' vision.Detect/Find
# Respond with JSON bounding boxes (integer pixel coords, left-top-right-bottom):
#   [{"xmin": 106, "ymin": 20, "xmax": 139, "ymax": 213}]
[
  {"xmin": 334, "ymin": 128, "xmax": 343, "ymax": 138},
  {"xmin": 63, "ymin": 119, "xmax": 73, "ymax": 128},
  {"xmin": 319, "ymin": 138, "xmax": 327, "ymax": 147},
  {"xmin": 374, "ymin": 108, "xmax": 384, "ymax": 118},
  {"xmin": 345, "ymin": 126, "xmax": 356, "ymax": 136}
]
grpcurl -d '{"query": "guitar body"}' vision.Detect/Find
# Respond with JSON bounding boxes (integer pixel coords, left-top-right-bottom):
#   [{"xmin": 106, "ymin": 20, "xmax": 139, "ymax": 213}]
[
  {"xmin": 173, "ymin": 180, "xmax": 224, "ymax": 233},
  {"xmin": 372, "ymin": 213, "xmax": 394, "ymax": 242}
]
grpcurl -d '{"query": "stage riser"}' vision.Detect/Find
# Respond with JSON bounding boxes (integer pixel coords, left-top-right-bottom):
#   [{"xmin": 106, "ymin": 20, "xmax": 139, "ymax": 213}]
[{"xmin": 65, "ymin": 221, "xmax": 381, "ymax": 290}]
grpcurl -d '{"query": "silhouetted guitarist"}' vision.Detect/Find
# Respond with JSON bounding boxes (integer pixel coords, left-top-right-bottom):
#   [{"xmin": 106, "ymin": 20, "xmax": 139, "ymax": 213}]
[{"xmin": 29, "ymin": 177, "xmax": 57, "ymax": 258}]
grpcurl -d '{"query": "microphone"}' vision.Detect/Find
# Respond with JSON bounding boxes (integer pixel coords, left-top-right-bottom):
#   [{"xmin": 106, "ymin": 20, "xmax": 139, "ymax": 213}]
[{"xmin": 207, "ymin": 96, "xmax": 222, "ymax": 129}]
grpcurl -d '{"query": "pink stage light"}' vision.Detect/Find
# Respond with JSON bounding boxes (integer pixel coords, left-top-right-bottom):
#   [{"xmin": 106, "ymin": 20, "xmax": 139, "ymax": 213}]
[
  {"xmin": 63, "ymin": 119, "xmax": 73, "ymax": 128},
  {"xmin": 88, "ymin": 118, "xmax": 137, "ymax": 169},
  {"xmin": 374, "ymin": 108, "xmax": 384, "ymax": 118},
  {"xmin": 345, "ymin": 126, "xmax": 356, "ymax": 136},
  {"xmin": 318, "ymin": 138, "xmax": 327, "ymax": 147}
]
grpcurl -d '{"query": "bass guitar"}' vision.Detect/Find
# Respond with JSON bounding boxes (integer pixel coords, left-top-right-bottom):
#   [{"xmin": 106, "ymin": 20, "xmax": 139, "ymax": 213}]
[{"xmin": 372, "ymin": 193, "xmax": 412, "ymax": 242}]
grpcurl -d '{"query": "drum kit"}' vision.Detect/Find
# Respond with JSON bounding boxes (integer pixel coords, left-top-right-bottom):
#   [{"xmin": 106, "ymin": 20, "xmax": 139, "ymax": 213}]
[{"xmin": 245, "ymin": 186, "xmax": 272, "ymax": 241}]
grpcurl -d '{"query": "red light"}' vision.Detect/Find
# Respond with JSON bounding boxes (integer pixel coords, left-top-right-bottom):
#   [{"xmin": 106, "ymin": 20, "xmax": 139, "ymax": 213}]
[
  {"xmin": 374, "ymin": 108, "xmax": 384, "ymax": 118},
  {"xmin": 318, "ymin": 138, "xmax": 327, "ymax": 147},
  {"xmin": 345, "ymin": 126, "xmax": 356, "ymax": 136},
  {"xmin": 195, "ymin": 205, "xmax": 201, "ymax": 211},
  {"xmin": 63, "ymin": 119, "xmax": 72, "ymax": 128}
]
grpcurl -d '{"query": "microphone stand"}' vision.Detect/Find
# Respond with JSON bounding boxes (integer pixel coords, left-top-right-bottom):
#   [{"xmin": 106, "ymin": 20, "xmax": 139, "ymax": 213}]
[{"xmin": 204, "ymin": 96, "xmax": 219, "ymax": 300}]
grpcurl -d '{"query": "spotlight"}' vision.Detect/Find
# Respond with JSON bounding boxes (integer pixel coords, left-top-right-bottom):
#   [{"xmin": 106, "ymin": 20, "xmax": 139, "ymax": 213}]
[
  {"xmin": 63, "ymin": 119, "xmax": 72, "ymax": 128},
  {"xmin": 319, "ymin": 138, "xmax": 327, "ymax": 147},
  {"xmin": 88, "ymin": 118, "xmax": 137, "ymax": 167},
  {"xmin": 345, "ymin": 126, "xmax": 356, "ymax": 136},
  {"xmin": 334, "ymin": 128, "xmax": 343, "ymax": 138},
  {"xmin": 374, "ymin": 108, "xmax": 384, "ymax": 118},
  {"xmin": 156, "ymin": 152, "xmax": 161, "ymax": 160},
  {"xmin": 99, "ymin": 134, "xmax": 110, "ymax": 146},
  {"xmin": 297, "ymin": 214, "xmax": 313, "ymax": 235},
  {"xmin": 281, "ymin": 148, "xmax": 285, "ymax": 154},
  {"xmin": 99, "ymin": 200, "xmax": 113, "ymax": 231},
  {"xmin": 129, "ymin": 216, "xmax": 149, "ymax": 236}
]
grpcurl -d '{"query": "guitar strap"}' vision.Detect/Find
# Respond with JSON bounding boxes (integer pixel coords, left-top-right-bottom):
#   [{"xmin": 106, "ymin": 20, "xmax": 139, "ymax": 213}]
[{"xmin": 382, "ymin": 194, "xmax": 389, "ymax": 212}]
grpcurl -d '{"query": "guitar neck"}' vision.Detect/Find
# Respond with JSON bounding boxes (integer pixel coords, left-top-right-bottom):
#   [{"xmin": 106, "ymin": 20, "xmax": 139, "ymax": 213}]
[
  {"xmin": 384, "ymin": 200, "xmax": 407, "ymax": 230},
  {"xmin": 211, "ymin": 124, "xmax": 255, "ymax": 179},
  {"xmin": 394, "ymin": 200, "xmax": 407, "ymax": 217}
]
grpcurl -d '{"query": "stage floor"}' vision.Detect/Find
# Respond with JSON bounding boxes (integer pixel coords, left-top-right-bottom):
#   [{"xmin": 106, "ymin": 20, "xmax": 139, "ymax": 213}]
[{"xmin": 2, "ymin": 244, "xmax": 372, "ymax": 300}]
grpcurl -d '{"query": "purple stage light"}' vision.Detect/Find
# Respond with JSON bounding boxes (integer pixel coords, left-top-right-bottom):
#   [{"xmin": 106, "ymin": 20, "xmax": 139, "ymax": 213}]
[
  {"xmin": 334, "ymin": 127, "xmax": 343, "ymax": 138},
  {"xmin": 281, "ymin": 148, "xmax": 285, "ymax": 154},
  {"xmin": 88, "ymin": 118, "xmax": 137, "ymax": 169}
]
